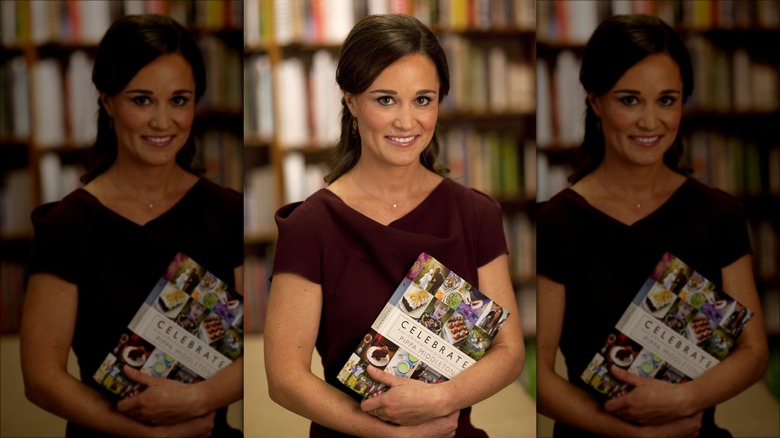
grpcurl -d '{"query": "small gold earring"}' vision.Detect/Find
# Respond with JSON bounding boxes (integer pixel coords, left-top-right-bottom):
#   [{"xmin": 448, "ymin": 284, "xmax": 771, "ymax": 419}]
[{"xmin": 351, "ymin": 118, "xmax": 358, "ymax": 136}]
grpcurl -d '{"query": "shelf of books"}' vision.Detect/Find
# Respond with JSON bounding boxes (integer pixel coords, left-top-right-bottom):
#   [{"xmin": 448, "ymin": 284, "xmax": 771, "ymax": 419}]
[
  {"xmin": 0, "ymin": 0, "xmax": 244, "ymax": 334},
  {"xmin": 535, "ymin": 0, "xmax": 780, "ymax": 344},
  {"xmin": 243, "ymin": 0, "xmax": 537, "ymax": 337}
]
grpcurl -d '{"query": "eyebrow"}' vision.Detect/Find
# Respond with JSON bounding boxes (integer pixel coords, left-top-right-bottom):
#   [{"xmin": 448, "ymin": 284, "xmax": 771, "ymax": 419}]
[
  {"xmin": 368, "ymin": 88, "xmax": 438, "ymax": 96},
  {"xmin": 613, "ymin": 89, "xmax": 681, "ymax": 95},
  {"xmin": 125, "ymin": 89, "xmax": 194, "ymax": 95}
]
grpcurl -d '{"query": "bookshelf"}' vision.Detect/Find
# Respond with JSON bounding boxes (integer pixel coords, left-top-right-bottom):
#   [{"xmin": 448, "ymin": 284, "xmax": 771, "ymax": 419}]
[
  {"xmin": 0, "ymin": 0, "xmax": 244, "ymax": 334},
  {"xmin": 244, "ymin": 0, "xmax": 537, "ymax": 337},
  {"xmin": 535, "ymin": 0, "xmax": 780, "ymax": 344}
]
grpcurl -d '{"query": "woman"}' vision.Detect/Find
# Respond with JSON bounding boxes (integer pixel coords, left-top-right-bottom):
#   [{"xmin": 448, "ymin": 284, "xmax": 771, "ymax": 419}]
[
  {"xmin": 264, "ymin": 14, "xmax": 525, "ymax": 437},
  {"xmin": 536, "ymin": 14, "xmax": 768, "ymax": 437},
  {"xmin": 20, "ymin": 15, "xmax": 243, "ymax": 437}
]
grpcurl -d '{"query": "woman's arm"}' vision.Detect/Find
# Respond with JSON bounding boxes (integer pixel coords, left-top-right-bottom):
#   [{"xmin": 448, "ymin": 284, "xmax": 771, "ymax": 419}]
[
  {"xmin": 21, "ymin": 273, "xmax": 215, "ymax": 438},
  {"xmin": 360, "ymin": 254, "xmax": 526, "ymax": 425},
  {"xmin": 264, "ymin": 273, "xmax": 458, "ymax": 438},
  {"xmin": 604, "ymin": 254, "xmax": 769, "ymax": 424},
  {"xmin": 117, "ymin": 265, "xmax": 245, "ymax": 424},
  {"xmin": 536, "ymin": 275, "xmax": 702, "ymax": 438}
]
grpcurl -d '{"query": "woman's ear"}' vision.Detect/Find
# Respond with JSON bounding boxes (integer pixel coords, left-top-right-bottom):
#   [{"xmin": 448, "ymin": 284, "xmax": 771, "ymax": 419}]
[
  {"xmin": 344, "ymin": 92, "xmax": 357, "ymax": 117},
  {"xmin": 588, "ymin": 93, "xmax": 602, "ymax": 118},
  {"xmin": 100, "ymin": 93, "xmax": 114, "ymax": 117}
]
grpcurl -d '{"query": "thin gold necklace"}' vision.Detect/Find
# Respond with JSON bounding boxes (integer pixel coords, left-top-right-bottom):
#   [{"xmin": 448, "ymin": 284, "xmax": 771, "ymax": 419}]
[
  {"xmin": 350, "ymin": 170, "xmax": 425, "ymax": 209},
  {"xmin": 109, "ymin": 173, "xmax": 158, "ymax": 209},
  {"xmin": 596, "ymin": 172, "xmax": 646, "ymax": 209}
]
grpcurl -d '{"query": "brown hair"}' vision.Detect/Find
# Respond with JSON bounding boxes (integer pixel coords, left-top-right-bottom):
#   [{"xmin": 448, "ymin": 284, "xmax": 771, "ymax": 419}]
[
  {"xmin": 325, "ymin": 14, "xmax": 450, "ymax": 184},
  {"xmin": 570, "ymin": 14, "xmax": 694, "ymax": 184}
]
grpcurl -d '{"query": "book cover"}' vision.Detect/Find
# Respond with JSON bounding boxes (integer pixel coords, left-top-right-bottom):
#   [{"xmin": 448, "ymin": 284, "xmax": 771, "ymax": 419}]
[
  {"xmin": 581, "ymin": 253, "xmax": 752, "ymax": 399},
  {"xmin": 93, "ymin": 253, "xmax": 244, "ymax": 399},
  {"xmin": 337, "ymin": 253, "xmax": 510, "ymax": 398}
]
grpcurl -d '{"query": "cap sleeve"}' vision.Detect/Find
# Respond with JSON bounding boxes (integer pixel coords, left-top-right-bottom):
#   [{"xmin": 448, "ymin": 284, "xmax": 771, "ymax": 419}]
[
  {"xmin": 471, "ymin": 189, "xmax": 509, "ymax": 267},
  {"xmin": 272, "ymin": 201, "xmax": 324, "ymax": 284},
  {"xmin": 28, "ymin": 201, "xmax": 86, "ymax": 284}
]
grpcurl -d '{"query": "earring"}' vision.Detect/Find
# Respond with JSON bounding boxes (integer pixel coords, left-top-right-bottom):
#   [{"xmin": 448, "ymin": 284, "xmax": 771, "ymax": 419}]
[{"xmin": 351, "ymin": 118, "xmax": 358, "ymax": 137}]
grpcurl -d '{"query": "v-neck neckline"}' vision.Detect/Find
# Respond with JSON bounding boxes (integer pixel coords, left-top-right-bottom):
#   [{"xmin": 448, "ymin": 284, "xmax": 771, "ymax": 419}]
[
  {"xmin": 77, "ymin": 178, "xmax": 204, "ymax": 227},
  {"xmin": 322, "ymin": 178, "xmax": 449, "ymax": 227},
  {"xmin": 564, "ymin": 177, "xmax": 691, "ymax": 228}
]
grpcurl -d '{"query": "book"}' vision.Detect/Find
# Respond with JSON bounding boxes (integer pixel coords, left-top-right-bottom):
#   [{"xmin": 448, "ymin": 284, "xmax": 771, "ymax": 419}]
[
  {"xmin": 580, "ymin": 253, "xmax": 753, "ymax": 399},
  {"xmin": 336, "ymin": 252, "xmax": 510, "ymax": 398},
  {"xmin": 93, "ymin": 253, "xmax": 244, "ymax": 399}
]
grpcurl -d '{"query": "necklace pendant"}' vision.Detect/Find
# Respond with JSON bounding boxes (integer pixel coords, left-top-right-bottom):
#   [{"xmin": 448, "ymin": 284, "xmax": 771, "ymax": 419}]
[
  {"xmin": 636, "ymin": 204, "xmax": 641, "ymax": 209},
  {"xmin": 149, "ymin": 203, "xmax": 154, "ymax": 209},
  {"xmin": 392, "ymin": 204, "xmax": 397, "ymax": 208}
]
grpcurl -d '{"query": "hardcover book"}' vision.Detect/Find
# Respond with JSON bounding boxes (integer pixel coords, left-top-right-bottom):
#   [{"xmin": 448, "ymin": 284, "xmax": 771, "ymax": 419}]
[
  {"xmin": 93, "ymin": 253, "xmax": 244, "ymax": 399},
  {"xmin": 581, "ymin": 253, "xmax": 752, "ymax": 399},
  {"xmin": 337, "ymin": 253, "xmax": 510, "ymax": 398}
]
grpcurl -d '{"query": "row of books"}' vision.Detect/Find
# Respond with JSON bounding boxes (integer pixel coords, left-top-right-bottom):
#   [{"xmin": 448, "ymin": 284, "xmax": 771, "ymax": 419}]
[
  {"xmin": 0, "ymin": 41, "xmax": 241, "ymax": 148},
  {"xmin": 244, "ymin": 165, "xmax": 278, "ymax": 238},
  {"xmin": 441, "ymin": 128, "xmax": 535, "ymax": 201},
  {"xmin": 243, "ymin": 252, "xmax": 273, "ymax": 333},
  {"xmin": 750, "ymin": 219, "xmax": 778, "ymax": 281},
  {"xmin": 253, "ymin": 42, "xmax": 533, "ymax": 150},
  {"xmin": 537, "ymin": 0, "xmax": 780, "ymax": 44},
  {"xmin": 439, "ymin": 34, "xmax": 534, "ymax": 114},
  {"xmin": 536, "ymin": 44, "xmax": 780, "ymax": 148},
  {"xmin": 0, "ymin": 168, "xmax": 34, "ymax": 237},
  {"xmin": 1, "ymin": 0, "xmax": 242, "ymax": 46},
  {"xmin": 688, "ymin": 133, "xmax": 780, "ymax": 197},
  {"xmin": 197, "ymin": 129, "xmax": 244, "ymax": 193},
  {"xmin": 504, "ymin": 212, "xmax": 535, "ymax": 284},
  {"xmin": 245, "ymin": 0, "xmax": 534, "ymax": 47}
]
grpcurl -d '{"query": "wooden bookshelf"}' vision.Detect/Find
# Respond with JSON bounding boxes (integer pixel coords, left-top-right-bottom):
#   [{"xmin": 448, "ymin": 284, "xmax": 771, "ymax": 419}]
[
  {"xmin": 244, "ymin": 0, "xmax": 537, "ymax": 334},
  {"xmin": 0, "ymin": 0, "xmax": 244, "ymax": 334},
  {"xmin": 535, "ymin": 0, "xmax": 780, "ymax": 336}
]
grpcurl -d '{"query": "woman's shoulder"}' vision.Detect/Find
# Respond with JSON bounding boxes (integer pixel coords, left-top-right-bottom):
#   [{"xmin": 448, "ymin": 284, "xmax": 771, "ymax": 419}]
[
  {"xmin": 680, "ymin": 177, "xmax": 745, "ymax": 214},
  {"xmin": 196, "ymin": 177, "xmax": 242, "ymax": 204},
  {"xmin": 31, "ymin": 189, "xmax": 93, "ymax": 226},
  {"xmin": 441, "ymin": 178, "xmax": 501, "ymax": 209},
  {"xmin": 275, "ymin": 188, "xmax": 333, "ymax": 224}
]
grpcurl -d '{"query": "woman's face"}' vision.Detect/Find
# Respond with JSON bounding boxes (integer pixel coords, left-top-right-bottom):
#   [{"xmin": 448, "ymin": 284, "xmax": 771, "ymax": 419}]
[
  {"xmin": 102, "ymin": 53, "xmax": 196, "ymax": 168},
  {"xmin": 345, "ymin": 53, "xmax": 440, "ymax": 169},
  {"xmin": 589, "ymin": 53, "xmax": 683, "ymax": 169}
]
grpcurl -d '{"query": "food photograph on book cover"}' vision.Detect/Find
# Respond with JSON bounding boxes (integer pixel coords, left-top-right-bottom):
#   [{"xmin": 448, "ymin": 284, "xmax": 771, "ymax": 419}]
[
  {"xmin": 337, "ymin": 253, "xmax": 510, "ymax": 399},
  {"xmin": 580, "ymin": 253, "xmax": 753, "ymax": 400},
  {"xmin": 93, "ymin": 253, "xmax": 244, "ymax": 400}
]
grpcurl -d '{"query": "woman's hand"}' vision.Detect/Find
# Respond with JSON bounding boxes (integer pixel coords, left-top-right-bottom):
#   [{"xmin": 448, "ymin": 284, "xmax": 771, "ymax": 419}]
[
  {"xmin": 604, "ymin": 365, "xmax": 695, "ymax": 425},
  {"xmin": 389, "ymin": 410, "xmax": 460, "ymax": 438},
  {"xmin": 635, "ymin": 411, "xmax": 703, "ymax": 438},
  {"xmin": 359, "ymin": 365, "xmax": 453, "ymax": 426},
  {"xmin": 117, "ymin": 365, "xmax": 209, "ymax": 426},
  {"xmin": 147, "ymin": 411, "xmax": 217, "ymax": 438}
]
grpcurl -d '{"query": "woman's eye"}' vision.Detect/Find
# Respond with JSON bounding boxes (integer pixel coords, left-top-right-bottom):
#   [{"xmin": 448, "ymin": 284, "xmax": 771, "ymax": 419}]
[
  {"xmin": 619, "ymin": 96, "xmax": 638, "ymax": 106},
  {"xmin": 377, "ymin": 96, "xmax": 395, "ymax": 106},
  {"xmin": 172, "ymin": 96, "xmax": 190, "ymax": 106},
  {"xmin": 659, "ymin": 96, "xmax": 677, "ymax": 106},
  {"xmin": 415, "ymin": 96, "xmax": 432, "ymax": 106},
  {"xmin": 132, "ymin": 96, "xmax": 151, "ymax": 105}
]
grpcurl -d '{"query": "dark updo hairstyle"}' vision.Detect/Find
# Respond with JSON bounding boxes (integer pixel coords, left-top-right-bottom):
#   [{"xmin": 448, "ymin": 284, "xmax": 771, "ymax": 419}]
[
  {"xmin": 325, "ymin": 14, "xmax": 450, "ymax": 184},
  {"xmin": 569, "ymin": 14, "xmax": 694, "ymax": 184},
  {"xmin": 81, "ymin": 14, "xmax": 207, "ymax": 184}
]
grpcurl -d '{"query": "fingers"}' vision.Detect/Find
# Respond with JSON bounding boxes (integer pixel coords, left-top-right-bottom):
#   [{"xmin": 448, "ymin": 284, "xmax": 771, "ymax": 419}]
[
  {"xmin": 609, "ymin": 365, "xmax": 645, "ymax": 386},
  {"xmin": 122, "ymin": 365, "xmax": 158, "ymax": 386}
]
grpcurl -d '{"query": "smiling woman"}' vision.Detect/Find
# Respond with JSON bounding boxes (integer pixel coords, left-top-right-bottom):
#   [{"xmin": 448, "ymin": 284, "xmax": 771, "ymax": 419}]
[
  {"xmin": 264, "ymin": 13, "xmax": 526, "ymax": 438},
  {"xmin": 536, "ymin": 14, "xmax": 768, "ymax": 438},
  {"xmin": 20, "ymin": 14, "xmax": 243, "ymax": 438}
]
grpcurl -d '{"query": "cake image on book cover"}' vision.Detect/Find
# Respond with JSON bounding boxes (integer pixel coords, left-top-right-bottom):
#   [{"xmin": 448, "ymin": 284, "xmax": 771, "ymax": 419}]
[
  {"xmin": 93, "ymin": 253, "xmax": 244, "ymax": 399},
  {"xmin": 337, "ymin": 253, "xmax": 510, "ymax": 398},
  {"xmin": 581, "ymin": 253, "xmax": 752, "ymax": 399}
]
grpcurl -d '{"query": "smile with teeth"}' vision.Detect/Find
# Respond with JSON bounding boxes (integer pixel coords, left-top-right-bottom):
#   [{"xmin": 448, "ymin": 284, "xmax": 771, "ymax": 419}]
[
  {"xmin": 143, "ymin": 135, "xmax": 174, "ymax": 144},
  {"xmin": 630, "ymin": 135, "xmax": 660, "ymax": 144},
  {"xmin": 387, "ymin": 135, "xmax": 417, "ymax": 144}
]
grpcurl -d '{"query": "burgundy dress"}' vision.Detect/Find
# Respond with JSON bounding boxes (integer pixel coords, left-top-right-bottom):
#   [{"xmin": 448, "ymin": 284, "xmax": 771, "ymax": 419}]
[
  {"xmin": 537, "ymin": 177, "xmax": 751, "ymax": 438},
  {"xmin": 273, "ymin": 178, "xmax": 509, "ymax": 437},
  {"xmin": 28, "ymin": 178, "xmax": 243, "ymax": 438}
]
